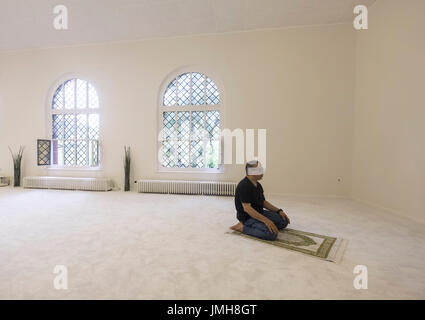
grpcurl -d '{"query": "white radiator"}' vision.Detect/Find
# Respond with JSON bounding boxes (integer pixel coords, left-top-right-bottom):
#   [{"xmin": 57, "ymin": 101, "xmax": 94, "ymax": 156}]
[
  {"xmin": 137, "ymin": 180, "xmax": 236, "ymax": 196},
  {"xmin": 23, "ymin": 176, "xmax": 113, "ymax": 192}
]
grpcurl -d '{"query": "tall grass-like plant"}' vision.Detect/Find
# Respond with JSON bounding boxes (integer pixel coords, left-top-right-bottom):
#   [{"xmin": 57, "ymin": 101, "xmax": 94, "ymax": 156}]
[
  {"xmin": 124, "ymin": 146, "xmax": 131, "ymax": 192},
  {"xmin": 9, "ymin": 146, "xmax": 24, "ymax": 187}
]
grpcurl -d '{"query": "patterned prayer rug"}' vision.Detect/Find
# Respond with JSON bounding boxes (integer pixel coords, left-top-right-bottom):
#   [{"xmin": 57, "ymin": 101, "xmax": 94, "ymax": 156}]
[{"xmin": 229, "ymin": 228, "xmax": 348, "ymax": 263}]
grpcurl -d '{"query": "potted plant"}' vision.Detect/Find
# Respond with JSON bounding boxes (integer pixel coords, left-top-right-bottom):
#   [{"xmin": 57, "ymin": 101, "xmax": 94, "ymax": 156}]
[
  {"xmin": 9, "ymin": 146, "xmax": 24, "ymax": 187},
  {"xmin": 124, "ymin": 146, "xmax": 131, "ymax": 191}
]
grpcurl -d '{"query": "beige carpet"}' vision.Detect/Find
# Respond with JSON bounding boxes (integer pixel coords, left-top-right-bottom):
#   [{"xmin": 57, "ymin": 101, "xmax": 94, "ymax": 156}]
[{"xmin": 0, "ymin": 188, "xmax": 425, "ymax": 299}]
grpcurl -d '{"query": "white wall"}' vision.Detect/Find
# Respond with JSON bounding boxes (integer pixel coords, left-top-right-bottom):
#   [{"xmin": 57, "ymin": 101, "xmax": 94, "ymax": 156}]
[
  {"xmin": 353, "ymin": 0, "xmax": 425, "ymax": 223},
  {"xmin": 0, "ymin": 24, "xmax": 355, "ymax": 195}
]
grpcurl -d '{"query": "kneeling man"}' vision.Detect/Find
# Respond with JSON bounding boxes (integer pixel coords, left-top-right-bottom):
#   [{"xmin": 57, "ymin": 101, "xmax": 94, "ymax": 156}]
[{"xmin": 230, "ymin": 160, "xmax": 290, "ymax": 241}]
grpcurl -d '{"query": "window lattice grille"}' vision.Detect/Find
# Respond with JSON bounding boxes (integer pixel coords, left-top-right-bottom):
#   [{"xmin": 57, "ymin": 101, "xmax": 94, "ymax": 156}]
[
  {"xmin": 163, "ymin": 72, "xmax": 220, "ymax": 106},
  {"xmin": 190, "ymin": 140, "xmax": 204, "ymax": 168},
  {"xmin": 76, "ymin": 140, "xmax": 88, "ymax": 166},
  {"xmin": 191, "ymin": 111, "xmax": 204, "ymax": 137},
  {"xmin": 64, "ymin": 79, "xmax": 75, "ymax": 110},
  {"xmin": 76, "ymin": 79, "xmax": 87, "ymax": 109},
  {"xmin": 90, "ymin": 140, "xmax": 99, "ymax": 167},
  {"xmin": 52, "ymin": 84, "xmax": 64, "ymax": 110},
  {"xmin": 163, "ymin": 80, "xmax": 177, "ymax": 106},
  {"xmin": 162, "ymin": 140, "xmax": 175, "ymax": 168},
  {"xmin": 177, "ymin": 73, "xmax": 191, "ymax": 106},
  {"xmin": 64, "ymin": 140, "xmax": 75, "ymax": 166},
  {"xmin": 52, "ymin": 114, "xmax": 63, "ymax": 139},
  {"xmin": 206, "ymin": 111, "xmax": 220, "ymax": 140},
  {"xmin": 176, "ymin": 140, "xmax": 190, "ymax": 168},
  {"xmin": 64, "ymin": 114, "xmax": 75, "ymax": 139},
  {"xmin": 206, "ymin": 77, "xmax": 220, "ymax": 105},
  {"xmin": 191, "ymin": 73, "xmax": 205, "ymax": 105},
  {"xmin": 37, "ymin": 140, "xmax": 51, "ymax": 166},
  {"xmin": 161, "ymin": 72, "xmax": 221, "ymax": 170},
  {"xmin": 88, "ymin": 114, "xmax": 99, "ymax": 140},
  {"xmin": 76, "ymin": 114, "xmax": 87, "ymax": 139},
  {"xmin": 177, "ymin": 111, "xmax": 190, "ymax": 140},
  {"xmin": 161, "ymin": 112, "xmax": 220, "ymax": 169},
  {"xmin": 51, "ymin": 78, "xmax": 100, "ymax": 167}
]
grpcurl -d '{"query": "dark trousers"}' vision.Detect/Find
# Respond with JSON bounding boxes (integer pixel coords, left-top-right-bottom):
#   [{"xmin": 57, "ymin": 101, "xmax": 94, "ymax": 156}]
[{"xmin": 242, "ymin": 210, "xmax": 288, "ymax": 241}]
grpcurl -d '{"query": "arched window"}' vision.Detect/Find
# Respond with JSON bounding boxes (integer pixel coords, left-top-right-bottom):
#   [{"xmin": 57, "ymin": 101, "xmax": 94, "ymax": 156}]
[
  {"xmin": 50, "ymin": 78, "xmax": 100, "ymax": 167},
  {"xmin": 159, "ymin": 72, "xmax": 222, "ymax": 171}
]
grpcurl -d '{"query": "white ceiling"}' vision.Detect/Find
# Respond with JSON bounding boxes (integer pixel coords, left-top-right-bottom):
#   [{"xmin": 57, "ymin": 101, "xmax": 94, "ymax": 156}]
[{"xmin": 0, "ymin": 0, "xmax": 376, "ymax": 51}]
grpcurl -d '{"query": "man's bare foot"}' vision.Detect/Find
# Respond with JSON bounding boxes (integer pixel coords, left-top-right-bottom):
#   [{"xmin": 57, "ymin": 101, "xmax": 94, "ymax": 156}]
[{"xmin": 230, "ymin": 222, "xmax": 243, "ymax": 232}]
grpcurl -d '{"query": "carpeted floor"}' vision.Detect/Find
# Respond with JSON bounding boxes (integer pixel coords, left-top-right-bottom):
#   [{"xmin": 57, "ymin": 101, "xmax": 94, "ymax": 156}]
[{"xmin": 0, "ymin": 188, "xmax": 424, "ymax": 299}]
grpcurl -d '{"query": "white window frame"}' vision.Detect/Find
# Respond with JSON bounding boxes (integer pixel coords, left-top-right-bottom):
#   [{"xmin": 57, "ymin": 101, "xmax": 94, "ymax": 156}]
[
  {"xmin": 46, "ymin": 75, "xmax": 102, "ymax": 170},
  {"xmin": 157, "ymin": 69, "xmax": 224, "ymax": 173}
]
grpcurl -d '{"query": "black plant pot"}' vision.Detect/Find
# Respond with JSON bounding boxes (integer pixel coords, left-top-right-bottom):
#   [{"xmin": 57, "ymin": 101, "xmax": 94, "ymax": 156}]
[
  {"xmin": 9, "ymin": 146, "xmax": 24, "ymax": 187},
  {"xmin": 124, "ymin": 146, "xmax": 131, "ymax": 192},
  {"xmin": 124, "ymin": 172, "xmax": 130, "ymax": 192},
  {"xmin": 13, "ymin": 166, "xmax": 21, "ymax": 187}
]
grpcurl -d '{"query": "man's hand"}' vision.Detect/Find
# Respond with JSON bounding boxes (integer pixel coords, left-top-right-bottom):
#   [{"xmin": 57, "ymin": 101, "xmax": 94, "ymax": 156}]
[
  {"xmin": 242, "ymin": 202, "xmax": 279, "ymax": 235},
  {"xmin": 264, "ymin": 201, "xmax": 290, "ymax": 224},
  {"xmin": 279, "ymin": 211, "xmax": 291, "ymax": 224},
  {"xmin": 263, "ymin": 218, "xmax": 279, "ymax": 235}
]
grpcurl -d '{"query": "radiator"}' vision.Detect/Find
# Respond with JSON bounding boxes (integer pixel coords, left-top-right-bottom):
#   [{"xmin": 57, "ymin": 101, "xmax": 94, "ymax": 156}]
[
  {"xmin": 137, "ymin": 180, "xmax": 236, "ymax": 196},
  {"xmin": 23, "ymin": 176, "xmax": 113, "ymax": 192}
]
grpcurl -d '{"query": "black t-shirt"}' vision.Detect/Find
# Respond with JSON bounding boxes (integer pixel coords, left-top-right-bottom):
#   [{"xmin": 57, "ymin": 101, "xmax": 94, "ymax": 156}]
[{"xmin": 234, "ymin": 177, "xmax": 265, "ymax": 222}]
